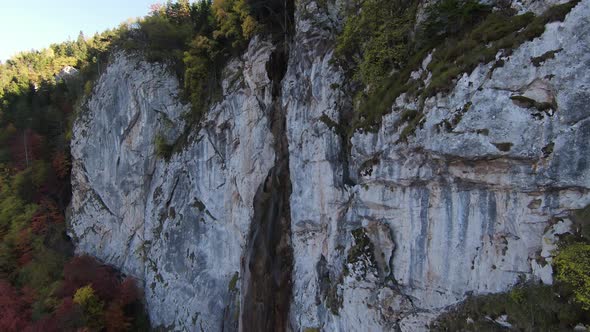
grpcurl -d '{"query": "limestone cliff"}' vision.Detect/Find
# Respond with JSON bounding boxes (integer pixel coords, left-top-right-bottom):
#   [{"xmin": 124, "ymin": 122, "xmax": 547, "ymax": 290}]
[{"xmin": 69, "ymin": 0, "xmax": 590, "ymax": 330}]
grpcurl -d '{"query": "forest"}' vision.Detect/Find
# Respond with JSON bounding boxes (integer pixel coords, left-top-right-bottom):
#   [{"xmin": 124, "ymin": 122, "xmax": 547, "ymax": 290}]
[{"xmin": 0, "ymin": 16, "xmax": 147, "ymax": 332}]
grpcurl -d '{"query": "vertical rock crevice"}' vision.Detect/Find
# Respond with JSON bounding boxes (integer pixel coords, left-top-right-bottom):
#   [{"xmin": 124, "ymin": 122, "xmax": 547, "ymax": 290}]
[{"xmin": 239, "ymin": 2, "xmax": 295, "ymax": 328}]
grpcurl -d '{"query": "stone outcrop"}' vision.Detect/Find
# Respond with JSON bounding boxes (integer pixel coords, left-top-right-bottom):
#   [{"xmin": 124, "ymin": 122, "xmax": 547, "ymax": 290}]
[
  {"xmin": 70, "ymin": 40, "xmax": 277, "ymax": 329},
  {"xmin": 69, "ymin": 0, "xmax": 590, "ymax": 330}
]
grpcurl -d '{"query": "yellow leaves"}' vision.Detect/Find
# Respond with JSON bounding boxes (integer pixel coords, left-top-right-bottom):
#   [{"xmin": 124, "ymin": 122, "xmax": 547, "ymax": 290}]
[
  {"xmin": 74, "ymin": 285, "xmax": 105, "ymax": 329},
  {"xmin": 232, "ymin": 0, "xmax": 251, "ymax": 20},
  {"xmin": 241, "ymin": 15, "xmax": 258, "ymax": 39},
  {"xmin": 554, "ymin": 242, "xmax": 590, "ymax": 309},
  {"xmin": 212, "ymin": 0, "xmax": 227, "ymax": 12},
  {"xmin": 83, "ymin": 81, "xmax": 94, "ymax": 96},
  {"xmin": 212, "ymin": 0, "xmax": 258, "ymax": 42},
  {"xmin": 73, "ymin": 285, "xmax": 97, "ymax": 306}
]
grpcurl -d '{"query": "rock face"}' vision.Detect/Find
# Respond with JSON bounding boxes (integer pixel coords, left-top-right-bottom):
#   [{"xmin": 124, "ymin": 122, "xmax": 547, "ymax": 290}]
[
  {"xmin": 71, "ymin": 41, "xmax": 277, "ymax": 329},
  {"xmin": 69, "ymin": 0, "xmax": 590, "ymax": 330}
]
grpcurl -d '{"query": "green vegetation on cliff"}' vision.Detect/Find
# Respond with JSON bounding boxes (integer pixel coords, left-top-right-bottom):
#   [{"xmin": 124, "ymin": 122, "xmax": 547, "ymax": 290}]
[
  {"xmin": 432, "ymin": 282, "xmax": 589, "ymax": 331},
  {"xmin": 117, "ymin": 0, "xmax": 255, "ymax": 124},
  {"xmin": 121, "ymin": 0, "xmax": 291, "ymax": 123},
  {"xmin": 433, "ymin": 207, "xmax": 590, "ymax": 330},
  {"xmin": 554, "ymin": 243, "xmax": 590, "ymax": 309},
  {"xmin": 114, "ymin": 0, "xmax": 292, "ymax": 154},
  {"xmin": 335, "ymin": 0, "xmax": 581, "ymax": 134}
]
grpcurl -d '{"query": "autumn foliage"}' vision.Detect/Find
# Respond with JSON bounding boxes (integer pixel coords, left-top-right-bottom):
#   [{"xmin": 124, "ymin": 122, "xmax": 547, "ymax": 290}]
[
  {"xmin": 0, "ymin": 3, "xmax": 150, "ymax": 330},
  {"xmin": 0, "ymin": 257, "xmax": 146, "ymax": 331},
  {"xmin": 51, "ymin": 151, "xmax": 70, "ymax": 179},
  {"xmin": 0, "ymin": 280, "xmax": 30, "ymax": 331}
]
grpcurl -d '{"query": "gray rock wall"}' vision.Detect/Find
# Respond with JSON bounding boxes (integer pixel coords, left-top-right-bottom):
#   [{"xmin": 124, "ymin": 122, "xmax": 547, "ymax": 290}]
[
  {"xmin": 69, "ymin": 0, "xmax": 590, "ymax": 330},
  {"xmin": 286, "ymin": 0, "xmax": 590, "ymax": 330},
  {"xmin": 70, "ymin": 40, "xmax": 276, "ymax": 329}
]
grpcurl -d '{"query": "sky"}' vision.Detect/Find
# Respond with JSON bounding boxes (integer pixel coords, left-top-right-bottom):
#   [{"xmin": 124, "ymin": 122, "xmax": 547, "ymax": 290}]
[{"xmin": 0, "ymin": 0, "xmax": 157, "ymax": 62}]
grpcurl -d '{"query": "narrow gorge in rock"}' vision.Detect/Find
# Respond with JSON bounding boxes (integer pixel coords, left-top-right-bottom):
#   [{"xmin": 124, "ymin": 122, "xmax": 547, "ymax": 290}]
[{"xmin": 240, "ymin": 41, "xmax": 294, "ymax": 331}]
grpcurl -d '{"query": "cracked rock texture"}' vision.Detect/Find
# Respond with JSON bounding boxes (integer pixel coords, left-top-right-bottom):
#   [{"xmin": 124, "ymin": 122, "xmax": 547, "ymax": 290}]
[
  {"xmin": 69, "ymin": 0, "xmax": 590, "ymax": 330},
  {"xmin": 70, "ymin": 41, "xmax": 276, "ymax": 330}
]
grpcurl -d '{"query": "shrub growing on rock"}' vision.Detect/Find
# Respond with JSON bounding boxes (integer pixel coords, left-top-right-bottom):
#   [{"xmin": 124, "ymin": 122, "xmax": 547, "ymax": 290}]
[{"xmin": 554, "ymin": 243, "xmax": 590, "ymax": 309}]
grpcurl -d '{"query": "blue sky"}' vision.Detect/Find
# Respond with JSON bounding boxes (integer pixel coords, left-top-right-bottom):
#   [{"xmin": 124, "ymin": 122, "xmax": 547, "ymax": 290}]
[{"xmin": 0, "ymin": 0, "xmax": 158, "ymax": 62}]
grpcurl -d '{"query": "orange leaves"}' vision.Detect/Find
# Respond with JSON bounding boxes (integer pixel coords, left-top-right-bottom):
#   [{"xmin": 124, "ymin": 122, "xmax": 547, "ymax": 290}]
[
  {"xmin": 9, "ymin": 129, "xmax": 44, "ymax": 170},
  {"xmin": 51, "ymin": 151, "xmax": 71, "ymax": 180},
  {"xmin": 104, "ymin": 302, "xmax": 131, "ymax": 332},
  {"xmin": 62, "ymin": 256, "xmax": 119, "ymax": 302},
  {"xmin": 0, "ymin": 280, "xmax": 30, "ymax": 332},
  {"xmin": 31, "ymin": 199, "xmax": 64, "ymax": 235},
  {"xmin": 30, "ymin": 213, "xmax": 48, "ymax": 234},
  {"xmin": 117, "ymin": 277, "xmax": 139, "ymax": 306},
  {"xmin": 15, "ymin": 229, "xmax": 32, "ymax": 266}
]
